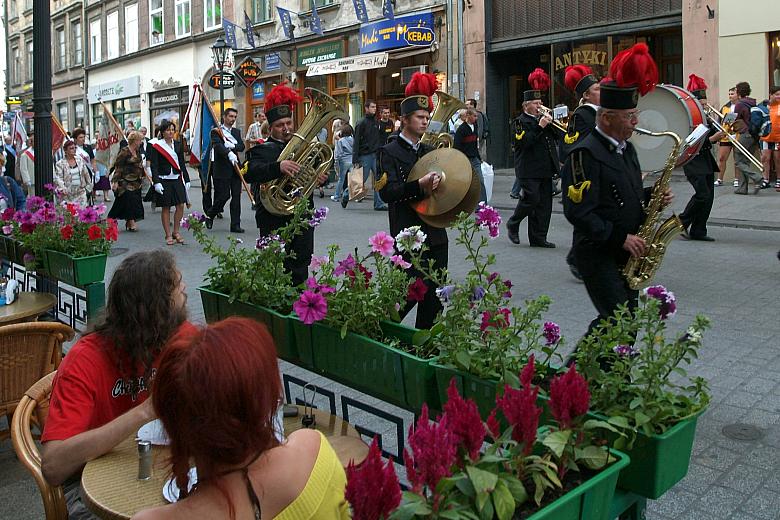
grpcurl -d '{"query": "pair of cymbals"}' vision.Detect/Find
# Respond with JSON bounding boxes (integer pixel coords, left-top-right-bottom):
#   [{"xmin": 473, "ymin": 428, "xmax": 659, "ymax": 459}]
[{"xmin": 408, "ymin": 148, "xmax": 481, "ymax": 228}]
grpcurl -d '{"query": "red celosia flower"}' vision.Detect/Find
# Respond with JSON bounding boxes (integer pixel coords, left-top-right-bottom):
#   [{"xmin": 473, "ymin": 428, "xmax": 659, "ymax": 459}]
[
  {"xmin": 548, "ymin": 364, "xmax": 591, "ymax": 430},
  {"xmin": 441, "ymin": 379, "xmax": 486, "ymax": 461},
  {"xmin": 497, "ymin": 356, "xmax": 541, "ymax": 455},
  {"xmin": 60, "ymin": 225, "xmax": 74, "ymax": 240},
  {"xmin": 404, "ymin": 405, "xmax": 457, "ymax": 493},
  {"xmin": 407, "ymin": 278, "xmax": 428, "ymax": 302},
  {"xmin": 345, "ymin": 437, "xmax": 401, "ymax": 520},
  {"xmin": 486, "ymin": 408, "xmax": 501, "ymax": 440},
  {"xmin": 87, "ymin": 224, "xmax": 102, "ymax": 241}
]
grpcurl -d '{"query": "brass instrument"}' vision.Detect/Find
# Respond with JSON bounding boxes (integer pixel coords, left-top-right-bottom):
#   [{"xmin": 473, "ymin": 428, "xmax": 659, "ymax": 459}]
[
  {"xmin": 623, "ymin": 127, "xmax": 685, "ymax": 290},
  {"xmin": 702, "ymin": 104, "xmax": 764, "ymax": 172},
  {"xmin": 259, "ymin": 88, "xmax": 348, "ymax": 216},
  {"xmin": 539, "ymin": 105, "xmax": 569, "ymax": 132},
  {"xmin": 420, "ymin": 91, "xmax": 467, "ymax": 148}
]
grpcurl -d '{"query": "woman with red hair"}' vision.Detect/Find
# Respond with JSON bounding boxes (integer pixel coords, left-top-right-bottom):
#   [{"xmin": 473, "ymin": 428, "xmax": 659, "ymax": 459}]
[{"xmin": 133, "ymin": 317, "xmax": 350, "ymax": 520}]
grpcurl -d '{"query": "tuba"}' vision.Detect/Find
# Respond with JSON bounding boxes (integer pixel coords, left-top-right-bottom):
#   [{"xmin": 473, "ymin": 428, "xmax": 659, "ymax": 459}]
[
  {"xmin": 259, "ymin": 88, "xmax": 348, "ymax": 216},
  {"xmin": 420, "ymin": 91, "xmax": 467, "ymax": 148},
  {"xmin": 623, "ymin": 128, "xmax": 685, "ymax": 290}
]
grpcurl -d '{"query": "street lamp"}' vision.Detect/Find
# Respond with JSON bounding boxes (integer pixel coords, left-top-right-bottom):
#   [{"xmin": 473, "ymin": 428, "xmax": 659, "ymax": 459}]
[{"xmin": 211, "ymin": 36, "xmax": 230, "ymax": 118}]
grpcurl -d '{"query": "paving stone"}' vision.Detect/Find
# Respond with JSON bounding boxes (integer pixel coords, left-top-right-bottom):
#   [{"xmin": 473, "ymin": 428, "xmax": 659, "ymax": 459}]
[
  {"xmin": 690, "ymin": 485, "xmax": 748, "ymax": 517},
  {"xmin": 739, "ymin": 486, "xmax": 780, "ymax": 519},
  {"xmin": 647, "ymin": 487, "xmax": 699, "ymax": 517},
  {"xmin": 718, "ymin": 464, "xmax": 766, "ymax": 495},
  {"xmin": 676, "ymin": 463, "xmax": 722, "ymax": 493},
  {"xmin": 696, "ymin": 445, "xmax": 741, "ymax": 471}
]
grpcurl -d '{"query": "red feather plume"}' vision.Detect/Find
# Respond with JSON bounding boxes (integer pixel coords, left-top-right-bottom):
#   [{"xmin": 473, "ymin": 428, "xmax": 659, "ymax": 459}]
[
  {"xmin": 609, "ymin": 43, "xmax": 658, "ymax": 96},
  {"xmin": 265, "ymin": 81, "xmax": 303, "ymax": 111},
  {"xmin": 528, "ymin": 68, "xmax": 551, "ymax": 91},
  {"xmin": 564, "ymin": 65, "xmax": 594, "ymax": 93},
  {"xmin": 405, "ymin": 72, "xmax": 438, "ymax": 111},
  {"xmin": 687, "ymin": 74, "xmax": 708, "ymax": 92}
]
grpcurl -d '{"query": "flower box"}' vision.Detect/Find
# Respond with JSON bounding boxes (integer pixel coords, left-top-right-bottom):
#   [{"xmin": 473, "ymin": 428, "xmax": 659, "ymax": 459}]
[
  {"xmin": 197, "ymin": 286, "xmax": 298, "ymax": 364},
  {"xmin": 0, "ymin": 236, "xmax": 14, "ymax": 260},
  {"xmin": 526, "ymin": 450, "xmax": 630, "ymax": 520},
  {"xmin": 379, "ymin": 320, "xmax": 439, "ymax": 413},
  {"xmin": 45, "ymin": 250, "xmax": 107, "ymax": 286},
  {"xmin": 587, "ymin": 411, "xmax": 701, "ymax": 499},
  {"xmin": 433, "ymin": 363, "xmax": 500, "ymax": 419}
]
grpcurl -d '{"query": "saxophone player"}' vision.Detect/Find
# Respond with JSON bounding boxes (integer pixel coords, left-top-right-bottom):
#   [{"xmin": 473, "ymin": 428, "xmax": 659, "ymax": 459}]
[
  {"xmin": 244, "ymin": 83, "xmax": 327, "ymax": 285},
  {"xmin": 561, "ymin": 43, "xmax": 674, "ymax": 338}
]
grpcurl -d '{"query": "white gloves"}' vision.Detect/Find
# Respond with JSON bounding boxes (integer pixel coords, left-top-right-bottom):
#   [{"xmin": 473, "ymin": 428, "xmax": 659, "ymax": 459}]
[
  {"xmin": 185, "ymin": 182, "xmax": 191, "ymax": 190},
  {"xmin": 154, "ymin": 183, "xmax": 164, "ymax": 195},
  {"xmin": 228, "ymin": 151, "xmax": 238, "ymax": 164},
  {"xmin": 225, "ymin": 141, "xmax": 235, "ymax": 150}
]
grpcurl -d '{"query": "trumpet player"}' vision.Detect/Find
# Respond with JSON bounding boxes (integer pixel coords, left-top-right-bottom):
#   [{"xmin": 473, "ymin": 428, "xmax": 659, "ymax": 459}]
[{"xmin": 507, "ymin": 69, "xmax": 563, "ymax": 248}]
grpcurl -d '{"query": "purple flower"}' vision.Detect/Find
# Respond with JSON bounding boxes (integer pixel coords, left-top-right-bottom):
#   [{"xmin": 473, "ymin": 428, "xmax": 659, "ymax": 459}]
[
  {"xmin": 17, "ymin": 212, "xmax": 34, "ymax": 225},
  {"xmin": 488, "ymin": 272, "xmax": 500, "ymax": 283},
  {"xmin": 290, "ymin": 187, "xmax": 304, "ymax": 199},
  {"xmin": 309, "ymin": 255, "xmax": 328, "ymax": 271},
  {"xmin": 293, "ymin": 290, "xmax": 328, "ymax": 325},
  {"xmin": 190, "ymin": 211, "xmax": 207, "ymax": 223},
  {"xmin": 255, "ymin": 234, "xmax": 284, "ymax": 251},
  {"xmin": 475, "ymin": 202, "xmax": 501, "ymax": 238},
  {"xmin": 44, "ymin": 183, "xmax": 56, "ymax": 193},
  {"xmin": 644, "ymin": 284, "xmax": 677, "ymax": 320},
  {"xmin": 22, "ymin": 252, "xmax": 35, "ymax": 264},
  {"xmin": 2, "ymin": 225, "xmax": 12, "ymax": 235},
  {"xmin": 470, "ymin": 285, "xmax": 486, "ymax": 302},
  {"xmin": 502, "ymin": 280, "xmax": 513, "ymax": 299},
  {"xmin": 334, "ymin": 254, "xmax": 357, "ymax": 277},
  {"xmin": 180, "ymin": 218, "xmax": 191, "ymax": 230},
  {"xmin": 26, "ymin": 196, "xmax": 46, "ymax": 212},
  {"xmin": 76, "ymin": 206, "xmax": 100, "ymax": 224},
  {"xmin": 389, "ymin": 255, "xmax": 411, "ymax": 269},
  {"xmin": 435, "ymin": 285, "xmax": 456, "ymax": 303},
  {"xmin": 543, "ymin": 321, "xmax": 561, "ymax": 345},
  {"xmin": 309, "ymin": 207, "xmax": 329, "ymax": 228},
  {"xmin": 613, "ymin": 344, "xmax": 640, "ymax": 357}
]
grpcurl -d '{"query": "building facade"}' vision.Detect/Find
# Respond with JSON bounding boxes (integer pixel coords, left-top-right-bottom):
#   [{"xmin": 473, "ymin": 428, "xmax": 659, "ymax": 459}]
[
  {"xmin": 51, "ymin": 0, "xmax": 87, "ymax": 132},
  {"xmin": 5, "ymin": 0, "xmax": 36, "ymax": 115}
]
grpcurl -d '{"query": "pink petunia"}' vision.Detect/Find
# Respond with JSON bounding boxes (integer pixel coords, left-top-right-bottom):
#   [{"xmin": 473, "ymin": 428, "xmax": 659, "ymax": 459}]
[
  {"xmin": 309, "ymin": 255, "xmax": 328, "ymax": 271},
  {"xmin": 368, "ymin": 231, "xmax": 395, "ymax": 257},
  {"xmin": 293, "ymin": 290, "xmax": 328, "ymax": 325},
  {"xmin": 390, "ymin": 255, "xmax": 411, "ymax": 269}
]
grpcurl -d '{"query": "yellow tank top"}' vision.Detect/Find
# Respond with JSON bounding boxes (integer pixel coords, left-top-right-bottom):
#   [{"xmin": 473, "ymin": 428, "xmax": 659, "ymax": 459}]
[
  {"xmin": 274, "ymin": 431, "xmax": 351, "ymax": 519},
  {"xmin": 720, "ymin": 104, "xmax": 739, "ymax": 142}
]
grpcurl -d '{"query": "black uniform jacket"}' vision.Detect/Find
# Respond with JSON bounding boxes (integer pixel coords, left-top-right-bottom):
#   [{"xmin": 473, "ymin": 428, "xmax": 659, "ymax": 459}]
[
  {"xmin": 561, "ymin": 104, "xmax": 597, "ymax": 158},
  {"xmin": 512, "ymin": 112, "xmax": 563, "ymax": 179},
  {"xmin": 150, "ymin": 140, "xmax": 189, "ymax": 184},
  {"xmin": 210, "ymin": 126, "xmax": 245, "ymax": 179},
  {"xmin": 561, "ymin": 130, "xmax": 651, "ymax": 270},
  {"xmin": 378, "ymin": 137, "xmax": 448, "ymax": 248},
  {"xmin": 682, "ymin": 127, "xmax": 720, "ymax": 177}
]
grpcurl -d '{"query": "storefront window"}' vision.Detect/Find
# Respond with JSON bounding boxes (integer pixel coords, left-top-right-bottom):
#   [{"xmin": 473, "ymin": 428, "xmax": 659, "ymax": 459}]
[
  {"xmin": 770, "ymin": 32, "xmax": 780, "ymax": 88},
  {"xmin": 552, "ymin": 39, "xmax": 609, "ymax": 109},
  {"xmin": 74, "ymin": 100, "xmax": 85, "ymax": 130},
  {"xmin": 113, "ymin": 97, "xmax": 142, "ymax": 130},
  {"xmin": 334, "ymin": 72, "xmax": 349, "ymax": 90}
]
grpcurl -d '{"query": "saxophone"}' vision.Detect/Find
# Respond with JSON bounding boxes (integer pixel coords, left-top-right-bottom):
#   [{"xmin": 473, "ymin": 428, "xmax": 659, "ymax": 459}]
[
  {"xmin": 258, "ymin": 88, "xmax": 348, "ymax": 216},
  {"xmin": 420, "ymin": 91, "xmax": 467, "ymax": 148},
  {"xmin": 622, "ymin": 127, "xmax": 685, "ymax": 290}
]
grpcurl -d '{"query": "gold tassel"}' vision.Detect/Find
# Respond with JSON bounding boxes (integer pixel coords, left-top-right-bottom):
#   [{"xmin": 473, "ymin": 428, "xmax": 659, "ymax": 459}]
[
  {"xmin": 564, "ymin": 131, "xmax": 580, "ymax": 145},
  {"xmin": 567, "ymin": 181, "xmax": 591, "ymax": 203},
  {"xmin": 240, "ymin": 163, "xmax": 249, "ymax": 175},
  {"xmin": 515, "ymin": 130, "xmax": 525, "ymax": 141},
  {"xmin": 375, "ymin": 172, "xmax": 388, "ymax": 191}
]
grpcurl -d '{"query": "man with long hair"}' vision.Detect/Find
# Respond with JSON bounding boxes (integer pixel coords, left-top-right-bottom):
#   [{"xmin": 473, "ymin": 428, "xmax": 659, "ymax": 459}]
[{"xmin": 41, "ymin": 250, "xmax": 196, "ymax": 517}]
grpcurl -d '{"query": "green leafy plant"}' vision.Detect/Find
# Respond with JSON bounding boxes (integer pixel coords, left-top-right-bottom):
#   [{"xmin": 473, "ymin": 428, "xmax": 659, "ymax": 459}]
[{"xmin": 574, "ymin": 286, "xmax": 710, "ymax": 448}]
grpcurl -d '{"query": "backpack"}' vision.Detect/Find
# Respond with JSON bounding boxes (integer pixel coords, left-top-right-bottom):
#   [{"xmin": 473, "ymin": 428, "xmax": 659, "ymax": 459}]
[{"xmin": 749, "ymin": 104, "xmax": 770, "ymax": 137}]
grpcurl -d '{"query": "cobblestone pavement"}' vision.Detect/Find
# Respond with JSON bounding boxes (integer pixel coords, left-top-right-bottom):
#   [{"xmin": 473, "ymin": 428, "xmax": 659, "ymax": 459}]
[{"xmin": 2, "ymin": 174, "xmax": 779, "ymax": 519}]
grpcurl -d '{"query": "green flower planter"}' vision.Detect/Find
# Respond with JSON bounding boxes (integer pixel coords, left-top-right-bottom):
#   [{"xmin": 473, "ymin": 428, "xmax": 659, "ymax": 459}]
[
  {"xmin": 379, "ymin": 321, "xmax": 439, "ymax": 413},
  {"xmin": 0, "ymin": 235, "xmax": 14, "ymax": 259},
  {"xmin": 586, "ymin": 411, "xmax": 701, "ymax": 499},
  {"xmin": 45, "ymin": 250, "xmax": 107, "ymax": 286},
  {"xmin": 526, "ymin": 450, "xmax": 630, "ymax": 520},
  {"xmin": 433, "ymin": 364, "xmax": 501, "ymax": 419},
  {"xmin": 197, "ymin": 286, "xmax": 298, "ymax": 364}
]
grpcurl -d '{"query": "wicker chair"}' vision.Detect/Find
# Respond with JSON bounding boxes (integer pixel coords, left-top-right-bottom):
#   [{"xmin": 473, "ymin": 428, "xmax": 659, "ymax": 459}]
[
  {"xmin": 1, "ymin": 322, "xmax": 75, "ymax": 442},
  {"xmin": 11, "ymin": 371, "xmax": 68, "ymax": 520}
]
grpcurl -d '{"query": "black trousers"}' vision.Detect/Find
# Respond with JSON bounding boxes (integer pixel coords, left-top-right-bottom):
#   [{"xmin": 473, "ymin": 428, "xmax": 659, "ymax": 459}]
[
  {"xmin": 679, "ymin": 172, "xmax": 714, "ymax": 238},
  {"xmin": 576, "ymin": 251, "xmax": 638, "ymax": 338},
  {"xmin": 202, "ymin": 175, "xmax": 213, "ymax": 215},
  {"xmin": 400, "ymin": 243, "xmax": 448, "ymax": 329},
  {"xmin": 209, "ymin": 176, "xmax": 242, "ymax": 227},
  {"xmin": 256, "ymin": 212, "xmax": 314, "ymax": 287},
  {"xmin": 507, "ymin": 177, "xmax": 553, "ymax": 244}
]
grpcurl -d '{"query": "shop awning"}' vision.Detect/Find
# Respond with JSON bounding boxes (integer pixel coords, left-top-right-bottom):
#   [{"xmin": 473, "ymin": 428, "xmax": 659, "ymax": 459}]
[
  {"xmin": 388, "ymin": 46, "xmax": 433, "ymax": 61},
  {"xmin": 306, "ymin": 52, "xmax": 389, "ymax": 77}
]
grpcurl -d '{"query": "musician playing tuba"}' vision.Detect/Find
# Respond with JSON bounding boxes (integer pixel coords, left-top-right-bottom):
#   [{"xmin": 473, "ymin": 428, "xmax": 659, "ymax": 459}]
[
  {"xmin": 561, "ymin": 43, "xmax": 674, "ymax": 341},
  {"xmin": 376, "ymin": 72, "xmax": 446, "ymax": 329},
  {"xmin": 243, "ymin": 82, "xmax": 326, "ymax": 286}
]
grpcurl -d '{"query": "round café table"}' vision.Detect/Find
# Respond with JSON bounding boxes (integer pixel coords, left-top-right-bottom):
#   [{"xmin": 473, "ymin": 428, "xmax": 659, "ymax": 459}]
[
  {"xmin": 0, "ymin": 292, "xmax": 57, "ymax": 325},
  {"xmin": 81, "ymin": 405, "xmax": 369, "ymax": 520}
]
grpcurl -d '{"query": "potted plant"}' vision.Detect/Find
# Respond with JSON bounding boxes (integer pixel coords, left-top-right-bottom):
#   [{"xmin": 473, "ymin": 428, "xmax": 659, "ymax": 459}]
[
  {"xmin": 345, "ymin": 358, "xmax": 629, "ymax": 520},
  {"xmin": 573, "ymin": 285, "xmax": 710, "ymax": 499}
]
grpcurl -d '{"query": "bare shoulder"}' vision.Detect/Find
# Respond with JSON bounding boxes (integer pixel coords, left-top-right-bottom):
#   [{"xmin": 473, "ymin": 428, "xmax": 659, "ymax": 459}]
[{"xmin": 263, "ymin": 429, "xmax": 322, "ymax": 479}]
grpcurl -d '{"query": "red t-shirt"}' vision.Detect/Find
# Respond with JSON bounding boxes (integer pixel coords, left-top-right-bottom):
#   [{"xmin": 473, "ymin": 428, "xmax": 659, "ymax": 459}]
[{"xmin": 42, "ymin": 321, "xmax": 197, "ymax": 443}]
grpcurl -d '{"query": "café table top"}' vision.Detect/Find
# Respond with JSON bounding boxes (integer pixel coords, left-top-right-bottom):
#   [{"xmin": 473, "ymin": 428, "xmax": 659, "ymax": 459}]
[
  {"xmin": 81, "ymin": 405, "xmax": 368, "ymax": 520},
  {"xmin": 0, "ymin": 292, "xmax": 57, "ymax": 325}
]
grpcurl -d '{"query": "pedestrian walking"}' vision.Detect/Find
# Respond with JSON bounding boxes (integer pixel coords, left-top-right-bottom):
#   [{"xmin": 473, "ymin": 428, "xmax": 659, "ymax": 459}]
[
  {"xmin": 245, "ymin": 110, "xmax": 267, "ymax": 150},
  {"xmin": 715, "ymin": 87, "xmax": 739, "ymax": 187},
  {"xmin": 108, "ymin": 130, "xmax": 146, "ymax": 231},
  {"xmin": 760, "ymin": 86, "xmax": 780, "ymax": 190},
  {"xmin": 732, "ymin": 82, "xmax": 766, "ymax": 194},
  {"xmin": 333, "ymin": 123, "xmax": 353, "ymax": 205},
  {"xmin": 150, "ymin": 120, "xmax": 190, "ymax": 246},
  {"xmin": 54, "ymin": 140, "xmax": 92, "ymax": 206},
  {"xmin": 454, "ymin": 107, "xmax": 487, "ymax": 202},
  {"xmin": 466, "ymin": 98, "xmax": 490, "ymax": 163},
  {"xmin": 349, "ymin": 100, "xmax": 387, "ymax": 210},
  {"xmin": 18, "ymin": 134, "xmax": 35, "ymax": 195}
]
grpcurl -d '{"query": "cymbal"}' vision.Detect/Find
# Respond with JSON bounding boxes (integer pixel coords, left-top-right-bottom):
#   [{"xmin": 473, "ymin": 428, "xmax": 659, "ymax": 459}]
[
  {"xmin": 419, "ymin": 165, "xmax": 481, "ymax": 228},
  {"xmin": 409, "ymin": 148, "xmax": 474, "ymax": 216}
]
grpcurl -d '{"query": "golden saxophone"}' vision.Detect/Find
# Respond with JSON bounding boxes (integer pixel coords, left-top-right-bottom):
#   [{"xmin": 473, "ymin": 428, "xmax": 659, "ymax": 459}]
[
  {"xmin": 258, "ymin": 88, "xmax": 347, "ymax": 216},
  {"xmin": 420, "ymin": 91, "xmax": 467, "ymax": 148},
  {"xmin": 623, "ymin": 127, "xmax": 685, "ymax": 290}
]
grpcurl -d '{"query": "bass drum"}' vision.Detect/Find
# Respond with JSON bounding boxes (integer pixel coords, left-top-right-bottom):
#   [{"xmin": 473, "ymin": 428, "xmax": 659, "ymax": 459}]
[{"xmin": 632, "ymin": 84, "xmax": 706, "ymax": 172}]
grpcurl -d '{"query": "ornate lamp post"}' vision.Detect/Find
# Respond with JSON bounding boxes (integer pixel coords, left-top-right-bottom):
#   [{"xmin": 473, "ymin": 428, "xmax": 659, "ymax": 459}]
[
  {"xmin": 211, "ymin": 36, "xmax": 230, "ymax": 118},
  {"xmin": 33, "ymin": 0, "xmax": 53, "ymax": 194}
]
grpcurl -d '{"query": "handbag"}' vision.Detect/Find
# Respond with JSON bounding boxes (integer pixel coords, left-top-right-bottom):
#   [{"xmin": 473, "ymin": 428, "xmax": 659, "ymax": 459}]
[{"xmin": 348, "ymin": 165, "xmax": 367, "ymax": 201}]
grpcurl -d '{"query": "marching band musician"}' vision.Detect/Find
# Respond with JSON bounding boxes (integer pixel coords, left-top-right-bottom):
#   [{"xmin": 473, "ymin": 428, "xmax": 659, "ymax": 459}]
[
  {"xmin": 377, "ymin": 72, "xmax": 446, "ymax": 329},
  {"xmin": 205, "ymin": 108, "xmax": 245, "ymax": 233},
  {"xmin": 243, "ymin": 83, "xmax": 327, "ymax": 286},
  {"xmin": 562, "ymin": 65, "xmax": 602, "ymax": 280},
  {"xmin": 561, "ymin": 43, "xmax": 674, "ymax": 338},
  {"xmin": 679, "ymin": 75, "xmax": 723, "ymax": 242},
  {"xmin": 507, "ymin": 68, "xmax": 563, "ymax": 248}
]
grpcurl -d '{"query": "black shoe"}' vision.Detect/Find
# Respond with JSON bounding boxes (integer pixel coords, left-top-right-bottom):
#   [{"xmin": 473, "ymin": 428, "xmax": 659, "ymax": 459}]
[
  {"xmin": 341, "ymin": 196, "xmax": 348, "ymax": 209},
  {"xmin": 216, "ymin": 213, "xmax": 224, "ymax": 219},
  {"xmin": 509, "ymin": 192, "xmax": 520, "ymax": 199},
  {"xmin": 507, "ymin": 224, "xmax": 520, "ymax": 244},
  {"xmin": 230, "ymin": 226, "xmax": 245, "ymax": 233},
  {"xmin": 205, "ymin": 217, "xmax": 213, "ymax": 230},
  {"xmin": 690, "ymin": 235, "xmax": 715, "ymax": 242},
  {"xmin": 530, "ymin": 241, "xmax": 556, "ymax": 248},
  {"xmin": 759, "ymin": 179, "xmax": 771, "ymax": 189},
  {"xmin": 319, "ymin": 187, "xmax": 325, "ymax": 198}
]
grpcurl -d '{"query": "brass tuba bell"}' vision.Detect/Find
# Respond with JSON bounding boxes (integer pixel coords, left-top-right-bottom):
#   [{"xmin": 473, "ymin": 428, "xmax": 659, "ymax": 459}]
[{"xmin": 420, "ymin": 91, "xmax": 468, "ymax": 149}]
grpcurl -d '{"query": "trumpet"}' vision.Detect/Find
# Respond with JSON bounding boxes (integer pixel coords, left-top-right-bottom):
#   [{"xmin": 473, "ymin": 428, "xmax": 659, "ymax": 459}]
[
  {"xmin": 539, "ymin": 105, "xmax": 569, "ymax": 132},
  {"xmin": 702, "ymin": 104, "xmax": 764, "ymax": 173}
]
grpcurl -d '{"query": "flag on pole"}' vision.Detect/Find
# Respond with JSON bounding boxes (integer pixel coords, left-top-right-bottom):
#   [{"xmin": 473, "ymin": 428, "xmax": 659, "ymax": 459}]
[
  {"xmin": 12, "ymin": 112, "xmax": 28, "ymax": 150},
  {"xmin": 382, "ymin": 0, "xmax": 394, "ymax": 20},
  {"xmin": 277, "ymin": 6, "xmax": 294, "ymax": 39},
  {"xmin": 94, "ymin": 103, "xmax": 124, "ymax": 169},
  {"xmin": 352, "ymin": 0, "xmax": 369, "ymax": 23},
  {"xmin": 222, "ymin": 18, "xmax": 238, "ymax": 49},
  {"xmin": 187, "ymin": 86, "xmax": 218, "ymax": 185},
  {"xmin": 51, "ymin": 115, "xmax": 67, "ymax": 154},
  {"xmin": 244, "ymin": 11, "xmax": 256, "ymax": 48},
  {"xmin": 310, "ymin": 2, "xmax": 324, "ymax": 35}
]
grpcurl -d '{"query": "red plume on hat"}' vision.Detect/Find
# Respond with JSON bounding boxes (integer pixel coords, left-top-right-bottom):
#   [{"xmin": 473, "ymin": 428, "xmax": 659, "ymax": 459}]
[
  {"xmin": 687, "ymin": 74, "xmax": 708, "ymax": 92},
  {"xmin": 265, "ymin": 81, "xmax": 303, "ymax": 112},
  {"xmin": 564, "ymin": 65, "xmax": 594, "ymax": 93},
  {"xmin": 405, "ymin": 72, "xmax": 438, "ymax": 109},
  {"xmin": 528, "ymin": 68, "xmax": 551, "ymax": 91},
  {"xmin": 609, "ymin": 43, "xmax": 658, "ymax": 96}
]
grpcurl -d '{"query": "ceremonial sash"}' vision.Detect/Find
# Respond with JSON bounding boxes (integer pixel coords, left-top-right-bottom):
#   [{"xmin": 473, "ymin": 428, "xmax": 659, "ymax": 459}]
[
  {"xmin": 23, "ymin": 148, "xmax": 34, "ymax": 162},
  {"xmin": 152, "ymin": 140, "xmax": 180, "ymax": 173}
]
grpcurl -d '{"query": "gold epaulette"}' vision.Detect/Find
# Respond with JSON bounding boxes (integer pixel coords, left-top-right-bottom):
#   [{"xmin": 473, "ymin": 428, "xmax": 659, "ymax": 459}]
[
  {"xmin": 564, "ymin": 131, "xmax": 580, "ymax": 145},
  {"xmin": 515, "ymin": 130, "xmax": 525, "ymax": 141},
  {"xmin": 566, "ymin": 151, "xmax": 591, "ymax": 203},
  {"xmin": 375, "ymin": 172, "xmax": 389, "ymax": 191}
]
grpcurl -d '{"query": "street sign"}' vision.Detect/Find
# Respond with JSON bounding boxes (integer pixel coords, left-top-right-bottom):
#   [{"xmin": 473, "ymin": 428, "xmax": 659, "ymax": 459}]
[
  {"xmin": 234, "ymin": 57, "xmax": 262, "ymax": 88},
  {"xmin": 405, "ymin": 27, "xmax": 435, "ymax": 47},
  {"xmin": 208, "ymin": 72, "xmax": 236, "ymax": 89},
  {"xmin": 6, "ymin": 96, "xmax": 22, "ymax": 105}
]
